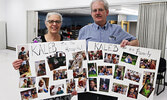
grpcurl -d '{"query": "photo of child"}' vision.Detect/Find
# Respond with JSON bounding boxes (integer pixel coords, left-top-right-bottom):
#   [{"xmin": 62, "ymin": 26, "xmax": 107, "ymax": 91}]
[
  {"xmin": 38, "ymin": 78, "xmax": 49, "ymax": 93},
  {"xmin": 35, "ymin": 60, "xmax": 46, "ymax": 76},
  {"xmin": 98, "ymin": 66, "xmax": 112, "ymax": 75},
  {"xmin": 121, "ymin": 52, "xmax": 138, "ymax": 65},
  {"xmin": 77, "ymin": 77, "xmax": 87, "ymax": 92},
  {"xmin": 66, "ymin": 79, "xmax": 77, "ymax": 95},
  {"xmin": 73, "ymin": 68, "xmax": 87, "ymax": 78},
  {"xmin": 139, "ymin": 83, "xmax": 154, "ymax": 98},
  {"xmin": 114, "ymin": 65, "xmax": 125, "ymax": 80},
  {"xmin": 19, "ymin": 60, "xmax": 31, "ymax": 77},
  {"xmin": 127, "ymin": 84, "xmax": 139, "ymax": 99},
  {"xmin": 46, "ymin": 51, "xmax": 66, "ymax": 71},
  {"xmin": 89, "ymin": 78, "xmax": 97, "ymax": 91},
  {"xmin": 88, "ymin": 63, "xmax": 97, "ymax": 77},
  {"xmin": 142, "ymin": 71, "xmax": 155, "ymax": 85},
  {"xmin": 99, "ymin": 78, "xmax": 110, "ymax": 92},
  {"xmin": 140, "ymin": 58, "xmax": 157, "ymax": 70},
  {"xmin": 104, "ymin": 53, "xmax": 119, "ymax": 64},
  {"xmin": 20, "ymin": 88, "xmax": 38, "ymax": 100},
  {"xmin": 53, "ymin": 69, "xmax": 67, "ymax": 80},
  {"xmin": 125, "ymin": 69, "xmax": 141, "ymax": 83},
  {"xmin": 50, "ymin": 84, "xmax": 64, "ymax": 96},
  {"xmin": 19, "ymin": 77, "xmax": 36, "ymax": 88},
  {"xmin": 112, "ymin": 83, "xmax": 128, "ymax": 95},
  {"xmin": 88, "ymin": 50, "xmax": 103, "ymax": 60}
]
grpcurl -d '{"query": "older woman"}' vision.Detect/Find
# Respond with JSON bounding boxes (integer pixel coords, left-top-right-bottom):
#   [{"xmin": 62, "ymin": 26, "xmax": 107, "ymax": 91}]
[{"xmin": 12, "ymin": 12, "xmax": 63, "ymax": 69}]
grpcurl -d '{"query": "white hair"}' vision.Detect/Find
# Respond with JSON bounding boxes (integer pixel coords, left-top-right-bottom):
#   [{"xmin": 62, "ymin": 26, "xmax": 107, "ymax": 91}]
[
  {"xmin": 90, "ymin": 0, "xmax": 109, "ymax": 11},
  {"xmin": 45, "ymin": 12, "xmax": 63, "ymax": 22}
]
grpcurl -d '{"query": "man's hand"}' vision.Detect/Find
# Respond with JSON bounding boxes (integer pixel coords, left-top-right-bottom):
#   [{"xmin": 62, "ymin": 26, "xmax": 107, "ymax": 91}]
[{"xmin": 120, "ymin": 40, "xmax": 130, "ymax": 47}]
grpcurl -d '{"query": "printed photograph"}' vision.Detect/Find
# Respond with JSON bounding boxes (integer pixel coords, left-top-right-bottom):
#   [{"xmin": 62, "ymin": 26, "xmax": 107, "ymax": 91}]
[
  {"xmin": 20, "ymin": 88, "xmax": 38, "ymax": 100},
  {"xmin": 98, "ymin": 66, "xmax": 112, "ymax": 75},
  {"xmin": 66, "ymin": 79, "xmax": 77, "ymax": 95},
  {"xmin": 88, "ymin": 63, "xmax": 97, "ymax": 77},
  {"xmin": 142, "ymin": 71, "xmax": 155, "ymax": 85},
  {"xmin": 88, "ymin": 50, "xmax": 103, "ymax": 60},
  {"xmin": 127, "ymin": 84, "xmax": 139, "ymax": 99},
  {"xmin": 35, "ymin": 60, "xmax": 46, "ymax": 76},
  {"xmin": 73, "ymin": 68, "xmax": 87, "ymax": 78},
  {"xmin": 104, "ymin": 53, "xmax": 119, "ymax": 64},
  {"xmin": 38, "ymin": 78, "xmax": 49, "ymax": 93},
  {"xmin": 121, "ymin": 52, "xmax": 138, "ymax": 65},
  {"xmin": 19, "ymin": 77, "xmax": 36, "ymax": 88},
  {"xmin": 68, "ymin": 51, "xmax": 86, "ymax": 70},
  {"xmin": 114, "ymin": 65, "xmax": 125, "ymax": 80},
  {"xmin": 50, "ymin": 84, "xmax": 64, "ymax": 96},
  {"xmin": 99, "ymin": 78, "xmax": 110, "ymax": 92},
  {"xmin": 140, "ymin": 58, "xmax": 157, "ymax": 70},
  {"xmin": 112, "ymin": 83, "xmax": 128, "ymax": 95},
  {"xmin": 46, "ymin": 51, "xmax": 66, "ymax": 71},
  {"xmin": 77, "ymin": 77, "xmax": 87, "ymax": 92},
  {"xmin": 44, "ymin": 95, "xmax": 73, "ymax": 100},
  {"xmin": 17, "ymin": 45, "xmax": 29, "ymax": 60},
  {"xmin": 89, "ymin": 78, "xmax": 97, "ymax": 91},
  {"xmin": 139, "ymin": 83, "xmax": 154, "ymax": 98},
  {"xmin": 19, "ymin": 60, "xmax": 31, "ymax": 77},
  {"xmin": 53, "ymin": 69, "xmax": 67, "ymax": 80},
  {"xmin": 125, "ymin": 69, "xmax": 141, "ymax": 83}
]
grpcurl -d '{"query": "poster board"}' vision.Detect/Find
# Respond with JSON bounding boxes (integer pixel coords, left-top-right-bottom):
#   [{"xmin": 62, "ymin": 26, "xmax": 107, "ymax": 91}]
[
  {"xmin": 87, "ymin": 41, "xmax": 161, "ymax": 100},
  {"xmin": 16, "ymin": 40, "xmax": 87, "ymax": 100},
  {"xmin": 16, "ymin": 40, "xmax": 161, "ymax": 100}
]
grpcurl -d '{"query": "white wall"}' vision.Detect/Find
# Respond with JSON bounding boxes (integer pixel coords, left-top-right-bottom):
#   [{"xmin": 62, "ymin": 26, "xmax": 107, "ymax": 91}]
[
  {"xmin": 5, "ymin": 0, "xmax": 92, "ymax": 48},
  {"xmin": 0, "ymin": 0, "xmax": 6, "ymax": 21}
]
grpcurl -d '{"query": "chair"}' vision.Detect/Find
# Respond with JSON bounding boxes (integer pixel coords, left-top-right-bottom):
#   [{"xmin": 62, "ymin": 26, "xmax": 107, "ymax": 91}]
[{"xmin": 156, "ymin": 57, "xmax": 166, "ymax": 95}]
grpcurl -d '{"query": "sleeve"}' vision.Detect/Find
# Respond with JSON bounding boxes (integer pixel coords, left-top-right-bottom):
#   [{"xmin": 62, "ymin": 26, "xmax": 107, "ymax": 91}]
[{"xmin": 78, "ymin": 27, "xmax": 85, "ymax": 40}]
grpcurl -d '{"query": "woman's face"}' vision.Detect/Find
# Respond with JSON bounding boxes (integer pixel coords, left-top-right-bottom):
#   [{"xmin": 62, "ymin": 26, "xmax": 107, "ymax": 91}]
[{"xmin": 45, "ymin": 15, "xmax": 62, "ymax": 34}]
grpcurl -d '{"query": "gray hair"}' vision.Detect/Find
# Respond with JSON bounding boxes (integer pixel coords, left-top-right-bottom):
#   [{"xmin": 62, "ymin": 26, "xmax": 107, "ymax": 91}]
[
  {"xmin": 45, "ymin": 12, "xmax": 63, "ymax": 22},
  {"xmin": 90, "ymin": 0, "xmax": 109, "ymax": 11}
]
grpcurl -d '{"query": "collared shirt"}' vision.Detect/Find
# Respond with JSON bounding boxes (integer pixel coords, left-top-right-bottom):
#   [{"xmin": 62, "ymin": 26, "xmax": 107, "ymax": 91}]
[{"xmin": 78, "ymin": 22, "xmax": 136, "ymax": 45}]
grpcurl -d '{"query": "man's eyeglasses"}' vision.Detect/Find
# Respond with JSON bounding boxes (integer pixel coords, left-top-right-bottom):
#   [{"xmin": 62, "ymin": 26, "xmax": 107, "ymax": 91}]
[
  {"xmin": 47, "ymin": 20, "xmax": 62, "ymax": 24},
  {"xmin": 92, "ymin": 8, "xmax": 104, "ymax": 13}
]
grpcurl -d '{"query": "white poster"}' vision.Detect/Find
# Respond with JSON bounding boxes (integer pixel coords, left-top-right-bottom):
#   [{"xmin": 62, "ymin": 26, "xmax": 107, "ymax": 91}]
[{"xmin": 87, "ymin": 41, "xmax": 161, "ymax": 100}]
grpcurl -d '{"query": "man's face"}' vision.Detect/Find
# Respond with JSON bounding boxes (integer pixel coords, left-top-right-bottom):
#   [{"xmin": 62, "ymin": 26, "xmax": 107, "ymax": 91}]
[
  {"xmin": 45, "ymin": 15, "xmax": 62, "ymax": 34},
  {"xmin": 91, "ymin": 1, "xmax": 109, "ymax": 26}
]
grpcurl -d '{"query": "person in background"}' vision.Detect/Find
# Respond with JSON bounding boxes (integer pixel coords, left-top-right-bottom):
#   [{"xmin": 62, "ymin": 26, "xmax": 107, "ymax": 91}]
[{"xmin": 12, "ymin": 12, "xmax": 64, "ymax": 70}]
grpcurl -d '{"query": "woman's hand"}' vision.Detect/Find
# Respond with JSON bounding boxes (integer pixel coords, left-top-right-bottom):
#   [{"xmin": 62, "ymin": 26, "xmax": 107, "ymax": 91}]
[{"xmin": 12, "ymin": 59, "xmax": 23, "ymax": 70}]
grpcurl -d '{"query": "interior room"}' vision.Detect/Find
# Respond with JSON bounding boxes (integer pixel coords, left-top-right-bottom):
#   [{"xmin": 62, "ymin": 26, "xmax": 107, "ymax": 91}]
[{"xmin": 0, "ymin": 0, "xmax": 167, "ymax": 100}]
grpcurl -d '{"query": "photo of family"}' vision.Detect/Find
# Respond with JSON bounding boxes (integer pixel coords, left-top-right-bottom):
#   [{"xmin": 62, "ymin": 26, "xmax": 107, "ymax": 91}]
[
  {"xmin": 20, "ymin": 88, "xmax": 38, "ymax": 100},
  {"xmin": 17, "ymin": 46, "xmax": 29, "ymax": 61},
  {"xmin": 104, "ymin": 53, "xmax": 119, "ymax": 64},
  {"xmin": 139, "ymin": 83, "xmax": 154, "ymax": 98},
  {"xmin": 125, "ymin": 69, "xmax": 141, "ymax": 83},
  {"xmin": 88, "ymin": 63, "xmax": 97, "ymax": 77},
  {"xmin": 98, "ymin": 66, "xmax": 112, "ymax": 75},
  {"xmin": 73, "ymin": 68, "xmax": 87, "ymax": 78},
  {"xmin": 142, "ymin": 71, "xmax": 155, "ymax": 85},
  {"xmin": 88, "ymin": 50, "xmax": 103, "ymax": 60},
  {"xmin": 121, "ymin": 52, "xmax": 138, "ymax": 65},
  {"xmin": 35, "ymin": 60, "xmax": 46, "ymax": 76},
  {"xmin": 140, "ymin": 58, "xmax": 157, "ymax": 70},
  {"xmin": 38, "ymin": 78, "xmax": 49, "ymax": 93},
  {"xmin": 89, "ymin": 78, "xmax": 97, "ymax": 91},
  {"xmin": 99, "ymin": 78, "xmax": 110, "ymax": 92},
  {"xmin": 50, "ymin": 84, "xmax": 64, "ymax": 96},
  {"xmin": 127, "ymin": 84, "xmax": 139, "ymax": 99},
  {"xmin": 46, "ymin": 51, "xmax": 66, "ymax": 71},
  {"xmin": 72, "ymin": 51, "xmax": 87, "ymax": 61},
  {"xmin": 77, "ymin": 77, "xmax": 87, "ymax": 92},
  {"xmin": 66, "ymin": 79, "xmax": 77, "ymax": 95},
  {"xmin": 53, "ymin": 69, "xmax": 67, "ymax": 80},
  {"xmin": 19, "ymin": 60, "xmax": 31, "ymax": 77},
  {"xmin": 114, "ymin": 65, "xmax": 125, "ymax": 80},
  {"xmin": 19, "ymin": 77, "xmax": 36, "ymax": 88},
  {"xmin": 112, "ymin": 83, "xmax": 128, "ymax": 95}
]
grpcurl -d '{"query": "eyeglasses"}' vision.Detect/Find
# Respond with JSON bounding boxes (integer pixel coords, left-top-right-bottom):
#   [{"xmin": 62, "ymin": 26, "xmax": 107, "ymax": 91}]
[
  {"xmin": 47, "ymin": 20, "xmax": 62, "ymax": 24},
  {"xmin": 92, "ymin": 8, "xmax": 104, "ymax": 12}
]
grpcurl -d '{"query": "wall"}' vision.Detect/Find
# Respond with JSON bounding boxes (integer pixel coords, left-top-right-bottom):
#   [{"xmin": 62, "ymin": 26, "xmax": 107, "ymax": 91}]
[{"xmin": 0, "ymin": 0, "xmax": 6, "ymax": 21}]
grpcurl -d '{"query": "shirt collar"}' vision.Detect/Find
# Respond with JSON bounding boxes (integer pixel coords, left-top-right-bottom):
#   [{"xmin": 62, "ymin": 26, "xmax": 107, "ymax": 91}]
[{"xmin": 93, "ymin": 22, "xmax": 109, "ymax": 30}]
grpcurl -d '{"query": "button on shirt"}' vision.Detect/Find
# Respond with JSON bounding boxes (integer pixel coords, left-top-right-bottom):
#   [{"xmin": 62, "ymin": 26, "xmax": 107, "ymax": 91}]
[{"xmin": 78, "ymin": 22, "xmax": 136, "ymax": 45}]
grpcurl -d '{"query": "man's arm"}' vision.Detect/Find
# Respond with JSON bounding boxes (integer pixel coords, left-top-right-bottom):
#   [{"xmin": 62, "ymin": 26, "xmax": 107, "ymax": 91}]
[{"xmin": 120, "ymin": 39, "xmax": 139, "ymax": 47}]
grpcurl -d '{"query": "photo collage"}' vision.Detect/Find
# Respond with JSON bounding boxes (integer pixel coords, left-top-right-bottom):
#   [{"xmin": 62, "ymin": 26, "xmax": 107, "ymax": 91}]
[{"xmin": 16, "ymin": 41, "xmax": 160, "ymax": 100}]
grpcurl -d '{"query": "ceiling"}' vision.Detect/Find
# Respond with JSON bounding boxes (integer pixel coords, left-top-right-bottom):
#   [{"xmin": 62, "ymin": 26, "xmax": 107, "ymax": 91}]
[{"xmin": 39, "ymin": 0, "xmax": 167, "ymax": 16}]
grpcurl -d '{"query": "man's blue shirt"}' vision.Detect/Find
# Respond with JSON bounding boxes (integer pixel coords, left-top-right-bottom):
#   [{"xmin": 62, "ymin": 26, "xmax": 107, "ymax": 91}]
[{"xmin": 78, "ymin": 22, "xmax": 136, "ymax": 45}]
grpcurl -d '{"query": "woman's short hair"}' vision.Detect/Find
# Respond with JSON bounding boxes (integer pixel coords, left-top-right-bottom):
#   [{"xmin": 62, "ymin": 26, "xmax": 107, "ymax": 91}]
[{"xmin": 45, "ymin": 12, "xmax": 63, "ymax": 22}]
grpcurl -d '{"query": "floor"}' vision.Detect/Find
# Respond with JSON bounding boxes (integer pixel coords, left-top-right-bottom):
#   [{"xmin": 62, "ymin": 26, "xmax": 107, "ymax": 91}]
[{"xmin": 0, "ymin": 49, "xmax": 166, "ymax": 100}]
